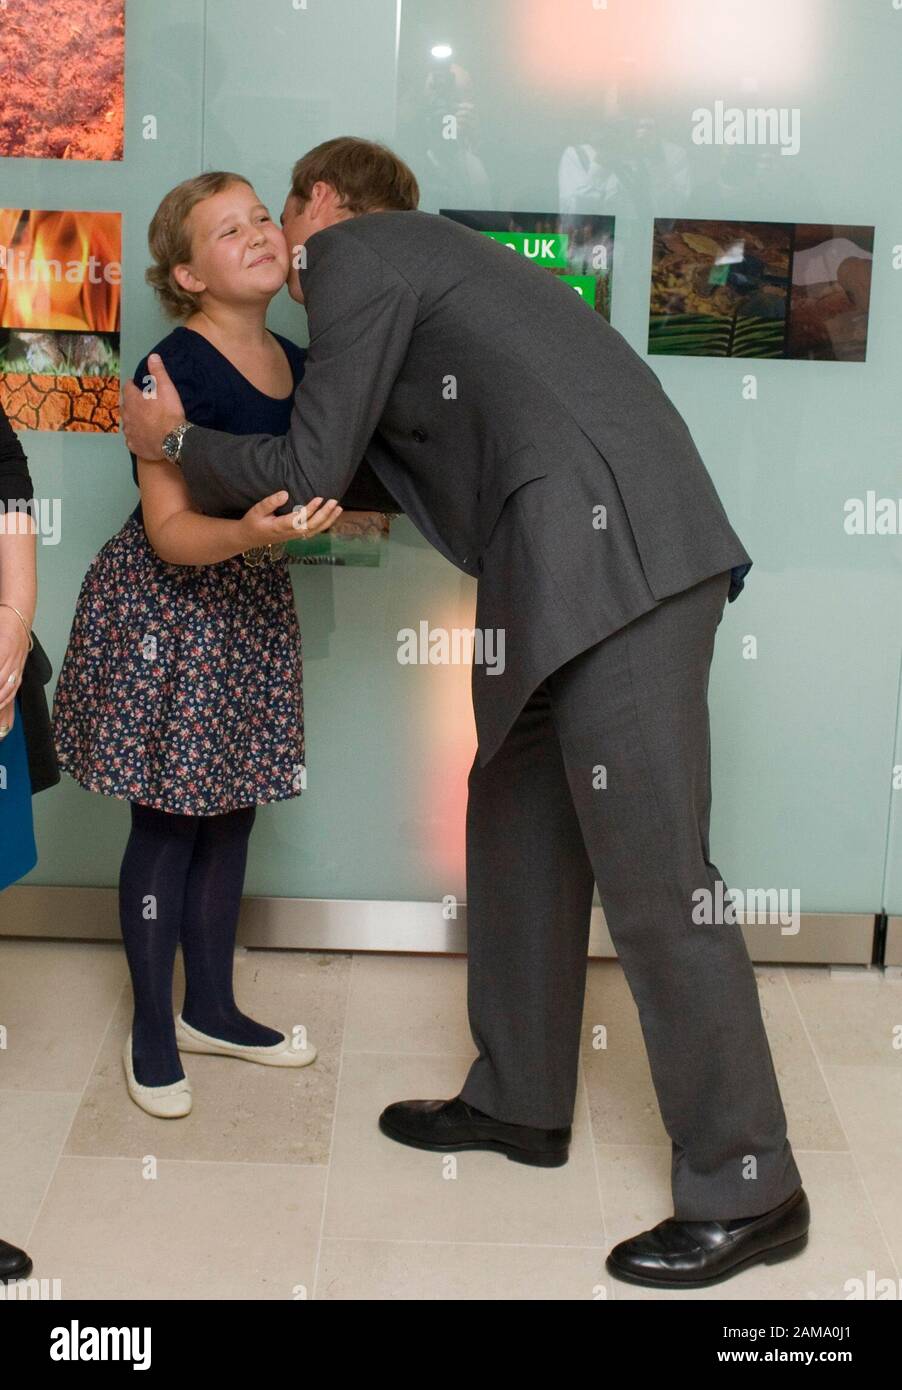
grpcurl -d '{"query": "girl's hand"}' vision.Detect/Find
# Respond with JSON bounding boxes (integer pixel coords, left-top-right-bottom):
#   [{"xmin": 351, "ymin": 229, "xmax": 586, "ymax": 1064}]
[
  {"xmin": 0, "ymin": 607, "xmax": 30, "ymax": 736},
  {"xmin": 239, "ymin": 492, "xmax": 343, "ymax": 550}
]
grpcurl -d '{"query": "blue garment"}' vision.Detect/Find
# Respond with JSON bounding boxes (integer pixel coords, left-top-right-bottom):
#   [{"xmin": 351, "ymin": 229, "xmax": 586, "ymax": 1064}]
[
  {"xmin": 728, "ymin": 560, "xmax": 752, "ymax": 602},
  {"xmin": 128, "ymin": 326, "xmax": 307, "ymax": 523},
  {"xmin": 0, "ymin": 695, "xmax": 37, "ymax": 891}
]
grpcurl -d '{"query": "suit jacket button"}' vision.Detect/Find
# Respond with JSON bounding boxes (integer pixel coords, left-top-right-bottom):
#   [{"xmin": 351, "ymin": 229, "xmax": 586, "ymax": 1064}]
[
  {"xmin": 476, "ymin": 556, "xmax": 484, "ymax": 574},
  {"xmin": 412, "ymin": 427, "xmax": 428, "ymax": 442},
  {"xmin": 475, "ymin": 487, "xmax": 481, "ymax": 501}
]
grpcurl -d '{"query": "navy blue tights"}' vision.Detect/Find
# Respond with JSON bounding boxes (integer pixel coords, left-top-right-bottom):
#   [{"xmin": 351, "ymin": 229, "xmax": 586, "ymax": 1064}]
[{"xmin": 119, "ymin": 801, "xmax": 283, "ymax": 1087}]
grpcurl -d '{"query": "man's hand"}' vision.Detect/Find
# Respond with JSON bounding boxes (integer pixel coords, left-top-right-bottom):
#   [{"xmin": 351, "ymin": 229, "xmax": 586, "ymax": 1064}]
[{"xmin": 122, "ymin": 353, "xmax": 187, "ymax": 459}]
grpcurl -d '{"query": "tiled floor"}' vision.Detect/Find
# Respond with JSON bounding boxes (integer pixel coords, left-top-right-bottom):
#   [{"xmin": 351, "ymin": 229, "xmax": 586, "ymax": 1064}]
[{"xmin": 1, "ymin": 940, "xmax": 900, "ymax": 1300}]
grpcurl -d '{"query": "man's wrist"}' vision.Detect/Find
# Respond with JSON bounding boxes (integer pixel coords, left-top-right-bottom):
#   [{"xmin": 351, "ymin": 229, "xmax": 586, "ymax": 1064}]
[{"xmin": 161, "ymin": 420, "xmax": 193, "ymax": 467}]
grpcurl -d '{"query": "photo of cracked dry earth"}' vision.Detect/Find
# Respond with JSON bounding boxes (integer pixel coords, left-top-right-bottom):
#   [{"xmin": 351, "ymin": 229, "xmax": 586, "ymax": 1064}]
[
  {"xmin": 0, "ymin": 0, "xmax": 125, "ymax": 160},
  {"xmin": 0, "ymin": 365, "xmax": 119, "ymax": 432}
]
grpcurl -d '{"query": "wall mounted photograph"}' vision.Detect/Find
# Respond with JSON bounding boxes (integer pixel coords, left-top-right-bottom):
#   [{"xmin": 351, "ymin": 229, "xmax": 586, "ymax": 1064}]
[
  {"xmin": 788, "ymin": 224, "xmax": 874, "ymax": 362},
  {"xmin": 648, "ymin": 218, "xmax": 873, "ymax": 361},
  {"xmin": 0, "ymin": 208, "xmax": 121, "ymax": 432},
  {"xmin": 441, "ymin": 209, "xmax": 615, "ymax": 321},
  {"xmin": 0, "ymin": 0, "xmax": 125, "ymax": 160}
]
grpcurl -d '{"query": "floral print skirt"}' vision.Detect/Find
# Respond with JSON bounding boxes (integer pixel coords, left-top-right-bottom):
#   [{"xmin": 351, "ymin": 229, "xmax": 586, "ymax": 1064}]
[{"xmin": 51, "ymin": 512, "xmax": 305, "ymax": 815}]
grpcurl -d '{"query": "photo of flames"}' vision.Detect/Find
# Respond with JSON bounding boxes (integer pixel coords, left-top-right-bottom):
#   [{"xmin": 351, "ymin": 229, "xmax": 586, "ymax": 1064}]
[
  {"xmin": 0, "ymin": 0, "xmax": 125, "ymax": 160},
  {"xmin": 0, "ymin": 208, "xmax": 121, "ymax": 432}
]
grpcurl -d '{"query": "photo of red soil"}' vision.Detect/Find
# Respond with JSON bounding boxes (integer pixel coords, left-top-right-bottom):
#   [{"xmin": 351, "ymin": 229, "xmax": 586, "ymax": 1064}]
[
  {"xmin": 0, "ymin": 0, "xmax": 124, "ymax": 160},
  {"xmin": 0, "ymin": 374, "xmax": 119, "ymax": 432}
]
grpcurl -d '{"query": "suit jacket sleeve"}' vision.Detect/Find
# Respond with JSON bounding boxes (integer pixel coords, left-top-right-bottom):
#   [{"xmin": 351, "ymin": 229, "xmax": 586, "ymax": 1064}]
[
  {"xmin": 130, "ymin": 339, "xmax": 219, "ymax": 492},
  {"xmin": 178, "ymin": 229, "xmax": 420, "ymax": 516},
  {"xmin": 339, "ymin": 457, "xmax": 403, "ymax": 514}
]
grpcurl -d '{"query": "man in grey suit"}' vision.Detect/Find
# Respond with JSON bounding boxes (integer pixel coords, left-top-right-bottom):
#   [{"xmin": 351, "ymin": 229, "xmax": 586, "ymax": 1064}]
[{"xmin": 123, "ymin": 137, "xmax": 808, "ymax": 1289}]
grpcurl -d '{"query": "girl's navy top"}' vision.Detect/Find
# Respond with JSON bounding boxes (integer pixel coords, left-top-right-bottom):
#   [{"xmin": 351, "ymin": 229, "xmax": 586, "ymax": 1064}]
[{"xmin": 128, "ymin": 325, "xmax": 307, "ymax": 524}]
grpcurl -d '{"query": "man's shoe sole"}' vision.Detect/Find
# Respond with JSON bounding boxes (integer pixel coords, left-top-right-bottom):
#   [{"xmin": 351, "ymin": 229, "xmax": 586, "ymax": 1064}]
[
  {"xmin": 606, "ymin": 1230, "xmax": 809, "ymax": 1290},
  {"xmin": 378, "ymin": 1113, "xmax": 569, "ymax": 1167}
]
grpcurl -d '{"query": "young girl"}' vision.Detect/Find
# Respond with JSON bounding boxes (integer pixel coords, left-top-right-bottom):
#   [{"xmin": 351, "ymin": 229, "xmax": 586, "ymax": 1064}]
[{"xmin": 52, "ymin": 172, "xmax": 344, "ymax": 1118}]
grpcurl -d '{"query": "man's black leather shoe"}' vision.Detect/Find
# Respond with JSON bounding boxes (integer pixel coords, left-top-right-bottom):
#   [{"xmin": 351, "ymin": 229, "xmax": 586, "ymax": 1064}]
[
  {"xmin": 606, "ymin": 1186, "xmax": 810, "ymax": 1289},
  {"xmin": 0, "ymin": 1238, "xmax": 33, "ymax": 1283},
  {"xmin": 379, "ymin": 1096, "xmax": 571, "ymax": 1167}
]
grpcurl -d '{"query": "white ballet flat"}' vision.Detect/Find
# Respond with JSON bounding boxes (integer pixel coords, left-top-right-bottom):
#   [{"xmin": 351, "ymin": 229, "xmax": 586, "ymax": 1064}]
[
  {"xmin": 122, "ymin": 1033, "xmax": 192, "ymax": 1118},
  {"xmin": 174, "ymin": 1014, "xmax": 317, "ymax": 1068}
]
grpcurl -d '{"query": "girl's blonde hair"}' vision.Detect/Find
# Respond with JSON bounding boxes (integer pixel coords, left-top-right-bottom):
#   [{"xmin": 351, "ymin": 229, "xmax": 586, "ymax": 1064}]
[{"xmin": 145, "ymin": 171, "xmax": 252, "ymax": 319}]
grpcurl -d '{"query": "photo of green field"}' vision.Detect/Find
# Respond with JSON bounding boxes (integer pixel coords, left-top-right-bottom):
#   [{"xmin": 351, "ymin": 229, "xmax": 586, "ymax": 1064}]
[{"xmin": 648, "ymin": 219, "xmax": 790, "ymax": 358}]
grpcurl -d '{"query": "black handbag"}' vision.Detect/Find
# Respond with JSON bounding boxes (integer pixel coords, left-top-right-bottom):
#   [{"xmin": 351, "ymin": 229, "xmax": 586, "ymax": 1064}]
[{"xmin": 16, "ymin": 630, "xmax": 60, "ymax": 795}]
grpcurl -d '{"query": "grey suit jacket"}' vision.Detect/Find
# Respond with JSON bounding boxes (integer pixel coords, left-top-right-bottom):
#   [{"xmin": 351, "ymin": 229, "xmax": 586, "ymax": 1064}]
[{"xmin": 178, "ymin": 209, "xmax": 752, "ymax": 767}]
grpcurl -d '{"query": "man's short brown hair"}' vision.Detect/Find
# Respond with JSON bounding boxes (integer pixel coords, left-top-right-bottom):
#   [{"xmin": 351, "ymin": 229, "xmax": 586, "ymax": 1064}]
[{"xmin": 290, "ymin": 137, "xmax": 419, "ymax": 215}]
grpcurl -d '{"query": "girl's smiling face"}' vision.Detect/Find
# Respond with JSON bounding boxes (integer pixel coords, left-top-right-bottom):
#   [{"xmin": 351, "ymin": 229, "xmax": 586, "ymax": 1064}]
[{"xmin": 173, "ymin": 181, "xmax": 290, "ymax": 308}]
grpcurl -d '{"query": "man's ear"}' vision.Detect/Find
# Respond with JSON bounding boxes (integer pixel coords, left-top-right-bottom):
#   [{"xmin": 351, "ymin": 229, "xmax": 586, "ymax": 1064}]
[{"xmin": 311, "ymin": 181, "xmax": 338, "ymax": 217}]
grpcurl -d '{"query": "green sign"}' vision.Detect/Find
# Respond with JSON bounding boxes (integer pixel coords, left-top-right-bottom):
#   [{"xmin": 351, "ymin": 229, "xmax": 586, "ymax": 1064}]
[
  {"xmin": 560, "ymin": 274, "xmax": 596, "ymax": 302},
  {"xmin": 483, "ymin": 231, "xmax": 568, "ymax": 267}
]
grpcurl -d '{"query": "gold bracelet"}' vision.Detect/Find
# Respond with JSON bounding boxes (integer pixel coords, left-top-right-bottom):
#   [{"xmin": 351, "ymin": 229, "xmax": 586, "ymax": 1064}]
[
  {"xmin": 0, "ymin": 602, "xmax": 34, "ymax": 651},
  {"xmin": 242, "ymin": 543, "xmax": 286, "ymax": 568}
]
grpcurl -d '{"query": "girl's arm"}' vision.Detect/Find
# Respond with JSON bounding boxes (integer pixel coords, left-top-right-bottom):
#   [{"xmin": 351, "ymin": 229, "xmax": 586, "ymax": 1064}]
[
  {"xmin": 138, "ymin": 457, "xmax": 343, "ymax": 566},
  {"xmin": 137, "ymin": 455, "xmax": 251, "ymax": 565}
]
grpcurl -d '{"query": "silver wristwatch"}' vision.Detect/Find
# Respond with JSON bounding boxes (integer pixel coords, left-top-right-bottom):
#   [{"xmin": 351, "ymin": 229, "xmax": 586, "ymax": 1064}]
[{"xmin": 161, "ymin": 421, "xmax": 194, "ymax": 466}]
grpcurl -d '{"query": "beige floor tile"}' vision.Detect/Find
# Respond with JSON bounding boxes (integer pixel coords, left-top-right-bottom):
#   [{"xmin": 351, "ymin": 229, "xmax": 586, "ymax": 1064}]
[
  {"xmin": 0, "ymin": 1090, "xmax": 80, "ymax": 1246},
  {"xmin": 343, "ymin": 953, "xmax": 473, "ymax": 1055},
  {"xmin": 0, "ymin": 941, "xmax": 128, "ymax": 1091},
  {"xmin": 596, "ymin": 1147, "xmax": 897, "ymax": 1301},
  {"xmin": 65, "ymin": 950, "xmax": 350, "ymax": 1166},
  {"xmin": 580, "ymin": 960, "xmax": 669, "ymax": 1145},
  {"xmin": 819, "ymin": 1064, "xmax": 902, "ymax": 1147},
  {"xmin": 787, "ymin": 967, "xmax": 902, "ymax": 1067},
  {"xmin": 323, "ymin": 1051, "xmax": 605, "ymax": 1247},
  {"xmin": 753, "ymin": 967, "xmax": 848, "ymax": 1152},
  {"xmin": 27, "ymin": 1155, "xmax": 325, "ymax": 1300},
  {"xmin": 592, "ymin": 1141, "xmax": 672, "ymax": 1244},
  {"xmin": 580, "ymin": 962, "xmax": 845, "ymax": 1153},
  {"xmin": 316, "ymin": 1237, "xmax": 611, "ymax": 1300},
  {"xmin": 3, "ymin": 941, "xmax": 900, "ymax": 1301},
  {"xmin": 849, "ymin": 1142, "xmax": 902, "ymax": 1274}
]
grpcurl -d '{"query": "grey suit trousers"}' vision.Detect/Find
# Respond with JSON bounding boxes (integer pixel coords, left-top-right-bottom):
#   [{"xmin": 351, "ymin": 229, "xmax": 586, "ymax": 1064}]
[{"xmin": 459, "ymin": 569, "xmax": 802, "ymax": 1220}]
